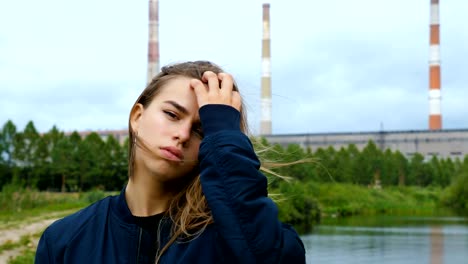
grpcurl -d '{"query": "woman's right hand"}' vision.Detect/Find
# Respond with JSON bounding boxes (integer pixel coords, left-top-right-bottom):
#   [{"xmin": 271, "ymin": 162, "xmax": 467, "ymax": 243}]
[{"xmin": 190, "ymin": 71, "xmax": 241, "ymax": 112}]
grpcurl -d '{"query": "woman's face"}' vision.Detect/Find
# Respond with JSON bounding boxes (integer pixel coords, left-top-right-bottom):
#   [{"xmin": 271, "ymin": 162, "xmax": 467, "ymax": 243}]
[{"xmin": 131, "ymin": 77, "xmax": 203, "ymax": 182}]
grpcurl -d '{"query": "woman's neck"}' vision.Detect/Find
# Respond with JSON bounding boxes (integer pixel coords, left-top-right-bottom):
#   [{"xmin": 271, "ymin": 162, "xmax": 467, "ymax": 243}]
[{"xmin": 125, "ymin": 175, "xmax": 173, "ymax": 217}]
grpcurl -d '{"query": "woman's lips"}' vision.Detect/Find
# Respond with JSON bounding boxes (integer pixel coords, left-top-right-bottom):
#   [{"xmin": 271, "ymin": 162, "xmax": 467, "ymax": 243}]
[{"xmin": 160, "ymin": 146, "xmax": 184, "ymax": 161}]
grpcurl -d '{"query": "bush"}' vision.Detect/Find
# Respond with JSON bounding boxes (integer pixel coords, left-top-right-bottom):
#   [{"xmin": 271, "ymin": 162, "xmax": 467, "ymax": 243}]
[
  {"xmin": 274, "ymin": 181, "xmax": 321, "ymax": 233},
  {"xmin": 0, "ymin": 184, "xmax": 86, "ymax": 223},
  {"xmin": 441, "ymin": 172, "xmax": 468, "ymax": 211},
  {"xmin": 0, "ymin": 183, "xmax": 43, "ymax": 213},
  {"xmin": 80, "ymin": 189, "xmax": 107, "ymax": 204}
]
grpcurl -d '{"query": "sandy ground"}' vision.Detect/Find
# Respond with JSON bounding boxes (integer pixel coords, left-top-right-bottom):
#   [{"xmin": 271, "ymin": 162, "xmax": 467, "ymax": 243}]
[{"xmin": 0, "ymin": 218, "xmax": 59, "ymax": 263}]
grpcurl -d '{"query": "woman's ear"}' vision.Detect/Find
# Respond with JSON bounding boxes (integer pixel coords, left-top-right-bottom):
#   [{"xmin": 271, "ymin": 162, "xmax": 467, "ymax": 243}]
[{"xmin": 130, "ymin": 103, "xmax": 144, "ymax": 131}]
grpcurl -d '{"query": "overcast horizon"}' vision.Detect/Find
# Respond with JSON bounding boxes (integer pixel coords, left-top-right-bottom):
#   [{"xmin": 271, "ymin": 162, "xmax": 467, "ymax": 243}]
[{"xmin": 1, "ymin": 0, "xmax": 467, "ymax": 135}]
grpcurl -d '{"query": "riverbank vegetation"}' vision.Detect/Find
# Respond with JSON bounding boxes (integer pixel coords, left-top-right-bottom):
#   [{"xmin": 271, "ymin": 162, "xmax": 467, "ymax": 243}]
[{"xmin": 0, "ymin": 183, "xmax": 111, "ymax": 226}]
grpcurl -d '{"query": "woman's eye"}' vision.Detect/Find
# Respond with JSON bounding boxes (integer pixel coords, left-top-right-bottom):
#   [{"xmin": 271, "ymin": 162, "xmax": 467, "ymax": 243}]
[{"xmin": 164, "ymin": 111, "xmax": 178, "ymax": 119}]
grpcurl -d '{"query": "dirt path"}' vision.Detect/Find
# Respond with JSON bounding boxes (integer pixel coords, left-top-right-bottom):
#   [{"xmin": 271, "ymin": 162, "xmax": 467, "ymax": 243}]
[
  {"xmin": 0, "ymin": 248, "xmax": 22, "ymax": 264},
  {"xmin": 0, "ymin": 211, "xmax": 74, "ymax": 263},
  {"xmin": 0, "ymin": 218, "xmax": 57, "ymax": 246}
]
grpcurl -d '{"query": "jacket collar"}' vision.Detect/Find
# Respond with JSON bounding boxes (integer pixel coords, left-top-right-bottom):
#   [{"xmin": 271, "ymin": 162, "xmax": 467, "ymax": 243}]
[{"xmin": 113, "ymin": 185, "xmax": 136, "ymax": 224}]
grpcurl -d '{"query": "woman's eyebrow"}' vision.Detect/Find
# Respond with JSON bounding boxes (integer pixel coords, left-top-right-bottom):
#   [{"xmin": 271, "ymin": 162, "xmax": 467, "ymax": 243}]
[{"xmin": 164, "ymin": 100, "xmax": 188, "ymax": 115}]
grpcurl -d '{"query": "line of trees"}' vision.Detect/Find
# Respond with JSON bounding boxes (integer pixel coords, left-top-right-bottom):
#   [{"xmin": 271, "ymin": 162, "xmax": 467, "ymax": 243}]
[
  {"xmin": 1, "ymin": 120, "xmax": 467, "ymax": 192},
  {"xmin": 0, "ymin": 120, "xmax": 128, "ymax": 191},
  {"xmin": 256, "ymin": 138, "xmax": 464, "ymax": 189}
]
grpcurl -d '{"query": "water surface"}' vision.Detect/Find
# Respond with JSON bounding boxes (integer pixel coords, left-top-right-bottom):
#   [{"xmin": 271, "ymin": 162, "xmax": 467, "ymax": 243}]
[{"xmin": 302, "ymin": 215, "xmax": 468, "ymax": 264}]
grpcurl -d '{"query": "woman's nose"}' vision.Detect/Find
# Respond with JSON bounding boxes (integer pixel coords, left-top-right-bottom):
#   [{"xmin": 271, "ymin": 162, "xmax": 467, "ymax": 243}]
[{"xmin": 175, "ymin": 124, "xmax": 191, "ymax": 145}]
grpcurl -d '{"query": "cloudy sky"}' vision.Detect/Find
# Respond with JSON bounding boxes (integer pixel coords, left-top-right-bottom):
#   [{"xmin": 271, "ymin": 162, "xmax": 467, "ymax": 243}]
[{"xmin": 0, "ymin": 0, "xmax": 466, "ymax": 135}]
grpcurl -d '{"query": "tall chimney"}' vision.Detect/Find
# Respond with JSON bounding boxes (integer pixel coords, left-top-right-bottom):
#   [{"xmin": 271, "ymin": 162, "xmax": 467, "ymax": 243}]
[
  {"xmin": 147, "ymin": 0, "xmax": 160, "ymax": 84},
  {"xmin": 429, "ymin": 0, "xmax": 442, "ymax": 130},
  {"xmin": 261, "ymin": 3, "xmax": 272, "ymax": 135}
]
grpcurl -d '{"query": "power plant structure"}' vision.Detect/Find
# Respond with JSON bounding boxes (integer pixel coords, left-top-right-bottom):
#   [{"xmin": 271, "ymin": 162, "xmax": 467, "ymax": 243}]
[
  {"xmin": 429, "ymin": 0, "xmax": 442, "ymax": 130},
  {"xmin": 260, "ymin": 3, "xmax": 272, "ymax": 135},
  {"xmin": 77, "ymin": 1, "xmax": 468, "ymax": 160},
  {"xmin": 263, "ymin": 128, "xmax": 468, "ymax": 160},
  {"xmin": 147, "ymin": 0, "xmax": 160, "ymax": 84}
]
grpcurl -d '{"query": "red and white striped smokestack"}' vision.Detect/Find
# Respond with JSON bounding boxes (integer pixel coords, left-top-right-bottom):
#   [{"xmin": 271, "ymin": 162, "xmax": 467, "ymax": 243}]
[
  {"xmin": 260, "ymin": 3, "xmax": 272, "ymax": 135},
  {"xmin": 147, "ymin": 0, "xmax": 160, "ymax": 84},
  {"xmin": 429, "ymin": 0, "xmax": 442, "ymax": 130}
]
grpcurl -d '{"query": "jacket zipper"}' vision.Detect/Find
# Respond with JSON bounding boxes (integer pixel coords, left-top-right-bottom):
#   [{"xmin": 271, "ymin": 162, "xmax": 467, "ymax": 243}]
[
  {"xmin": 136, "ymin": 227, "xmax": 143, "ymax": 263},
  {"xmin": 154, "ymin": 217, "xmax": 165, "ymax": 264}
]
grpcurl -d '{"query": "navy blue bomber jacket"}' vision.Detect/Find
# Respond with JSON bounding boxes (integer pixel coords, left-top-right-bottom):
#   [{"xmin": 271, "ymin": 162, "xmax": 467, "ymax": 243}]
[{"xmin": 35, "ymin": 105, "xmax": 306, "ymax": 263}]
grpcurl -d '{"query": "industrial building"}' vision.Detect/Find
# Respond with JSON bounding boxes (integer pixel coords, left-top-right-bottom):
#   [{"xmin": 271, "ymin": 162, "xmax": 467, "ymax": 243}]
[{"xmin": 263, "ymin": 129, "xmax": 468, "ymax": 160}]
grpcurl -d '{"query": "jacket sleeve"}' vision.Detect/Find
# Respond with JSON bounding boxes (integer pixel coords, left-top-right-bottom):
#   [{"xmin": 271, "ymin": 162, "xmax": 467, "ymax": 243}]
[
  {"xmin": 35, "ymin": 230, "xmax": 53, "ymax": 264},
  {"xmin": 198, "ymin": 105, "xmax": 306, "ymax": 264}
]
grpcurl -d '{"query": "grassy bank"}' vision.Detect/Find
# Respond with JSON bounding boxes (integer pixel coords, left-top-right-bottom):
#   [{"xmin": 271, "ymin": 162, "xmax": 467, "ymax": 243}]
[
  {"xmin": 274, "ymin": 181, "xmax": 445, "ymax": 233},
  {"xmin": 315, "ymin": 183, "xmax": 441, "ymax": 217},
  {"xmin": 0, "ymin": 185, "xmax": 113, "ymax": 227}
]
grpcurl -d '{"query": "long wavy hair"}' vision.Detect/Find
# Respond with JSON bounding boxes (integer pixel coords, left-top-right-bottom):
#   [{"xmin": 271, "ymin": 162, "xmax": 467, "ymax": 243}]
[{"xmin": 127, "ymin": 61, "xmax": 248, "ymax": 262}]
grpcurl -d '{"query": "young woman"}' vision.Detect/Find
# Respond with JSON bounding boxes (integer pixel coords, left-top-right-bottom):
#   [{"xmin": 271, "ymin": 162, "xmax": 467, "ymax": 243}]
[{"xmin": 35, "ymin": 61, "xmax": 305, "ymax": 263}]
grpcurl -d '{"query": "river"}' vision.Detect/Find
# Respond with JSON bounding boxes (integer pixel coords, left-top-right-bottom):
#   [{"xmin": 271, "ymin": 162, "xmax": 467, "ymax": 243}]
[{"xmin": 301, "ymin": 215, "xmax": 468, "ymax": 263}]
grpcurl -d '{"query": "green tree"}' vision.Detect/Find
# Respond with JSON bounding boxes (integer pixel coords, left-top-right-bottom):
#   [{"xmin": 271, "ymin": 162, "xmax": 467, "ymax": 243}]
[
  {"xmin": 441, "ymin": 168, "xmax": 468, "ymax": 211},
  {"xmin": 429, "ymin": 156, "xmax": 453, "ymax": 187},
  {"xmin": 32, "ymin": 135, "xmax": 50, "ymax": 189},
  {"xmin": 334, "ymin": 147, "xmax": 353, "ymax": 183},
  {"xmin": 12, "ymin": 121, "xmax": 40, "ymax": 187},
  {"xmin": 353, "ymin": 141, "xmax": 382, "ymax": 186},
  {"xmin": 314, "ymin": 147, "xmax": 336, "ymax": 182},
  {"xmin": 0, "ymin": 120, "xmax": 17, "ymax": 167},
  {"xmin": 443, "ymin": 158, "xmax": 456, "ymax": 186},
  {"xmin": 102, "ymin": 135, "xmax": 127, "ymax": 190},
  {"xmin": 276, "ymin": 181, "xmax": 320, "ymax": 233},
  {"xmin": 453, "ymin": 157, "xmax": 463, "ymax": 175},
  {"xmin": 51, "ymin": 136, "xmax": 75, "ymax": 192},
  {"xmin": 438, "ymin": 158, "xmax": 454, "ymax": 188},
  {"xmin": 279, "ymin": 144, "xmax": 318, "ymax": 182},
  {"xmin": 68, "ymin": 131, "xmax": 83, "ymax": 191},
  {"xmin": 0, "ymin": 121, "xmax": 15, "ymax": 187},
  {"xmin": 34, "ymin": 126, "xmax": 67, "ymax": 190},
  {"xmin": 381, "ymin": 149, "xmax": 399, "ymax": 186},
  {"xmin": 408, "ymin": 153, "xmax": 433, "ymax": 186},
  {"xmin": 79, "ymin": 132, "xmax": 106, "ymax": 190},
  {"xmin": 345, "ymin": 144, "xmax": 360, "ymax": 183},
  {"xmin": 394, "ymin": 151, "xmax": 409, "ymax": 186}
]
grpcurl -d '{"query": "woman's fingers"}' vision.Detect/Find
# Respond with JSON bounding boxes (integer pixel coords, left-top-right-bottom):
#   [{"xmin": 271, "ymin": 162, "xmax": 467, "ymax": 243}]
[
  {"xmin": 218, "ymin": 73, "xmax": 234, "ymax": 100},
  {"xmin": 231, "ymin": 91, "xmax": 242, "ymax": 111},
  {"xmin": 202, "ymin": 71, "xmax": 219, "ymax": 96},
  {"xmin": 190, "ymin": 79, "xmax": 209, "ymax": 107},
  {"xmin": 219, "ymin": 73, "xmax": 241, "ymax": 111},
  {"xmin": 192, "ymin": 71, "xmax": 241, "ymax": 111}
]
